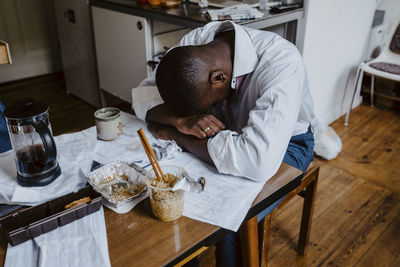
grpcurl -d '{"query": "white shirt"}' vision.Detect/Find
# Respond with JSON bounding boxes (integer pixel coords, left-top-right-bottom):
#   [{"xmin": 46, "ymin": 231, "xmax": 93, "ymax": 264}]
[{"xmin": 132, "ymin": 21, "xmax": 315, "ymax": 182}]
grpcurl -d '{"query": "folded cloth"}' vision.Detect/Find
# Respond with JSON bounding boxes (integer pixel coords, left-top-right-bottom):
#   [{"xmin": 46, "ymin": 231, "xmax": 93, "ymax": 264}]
[
  {"xmin": 0, "ymin": 127, "xmax": 96, "ymax": 206},
  {"xmin": 4, "ymin": 207, "xmax": 111, "ymax": 267},
  {"xmin": 207, "ymin": 4, "xmax": 264, "ymax": 21}
]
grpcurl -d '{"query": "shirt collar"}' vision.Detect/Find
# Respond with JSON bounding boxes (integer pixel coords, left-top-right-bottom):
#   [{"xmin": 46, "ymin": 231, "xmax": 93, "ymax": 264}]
[{"xmin": 214, "ymin": 21, "xmax": 258, "ymax": 89}]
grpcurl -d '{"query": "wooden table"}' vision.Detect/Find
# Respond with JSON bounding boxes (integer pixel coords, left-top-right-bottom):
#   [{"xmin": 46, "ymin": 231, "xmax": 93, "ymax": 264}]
[
  {"xmin": 105, "ymin": 162, "xmax": 302, "ymax": 266},
  {"xmin": 0, "ymin": 163, "xmax": 301, "ymax": 266}
]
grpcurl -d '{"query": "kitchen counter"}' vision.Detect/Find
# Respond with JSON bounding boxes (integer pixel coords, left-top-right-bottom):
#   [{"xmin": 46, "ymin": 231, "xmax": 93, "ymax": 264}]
[
  {"xmin": 90, "ymin": 0, "xmax": 305, "ymax": 46},
  {"xmin": 90, "ymin": 0, "xmax": 307, "ymax": 105}
]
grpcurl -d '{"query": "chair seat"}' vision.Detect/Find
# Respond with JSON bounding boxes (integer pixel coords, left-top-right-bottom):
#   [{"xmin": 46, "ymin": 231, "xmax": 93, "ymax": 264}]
[
  {"xmin": 369, "ymin": 62, "xmax": 400, "ymax": 75},
  {"xmin": 362, "ymin": 60, "xmax": 400, "ymax": 82}
]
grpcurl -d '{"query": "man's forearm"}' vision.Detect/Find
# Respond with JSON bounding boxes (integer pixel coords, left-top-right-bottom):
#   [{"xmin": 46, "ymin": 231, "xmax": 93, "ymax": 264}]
[
  {"xmin": 146, "ymin": 104, "xmax": 179, "ymax": 127},
  {"xmin": 172, "ymin": 131, "xmax": 214, "ymax": 166}
]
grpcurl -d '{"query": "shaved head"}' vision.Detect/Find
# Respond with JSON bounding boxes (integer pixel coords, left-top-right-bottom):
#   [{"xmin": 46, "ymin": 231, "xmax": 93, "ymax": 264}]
[
  {"xmin": 156, "ymin": 46, "xmax": 210, "ymax": 116},
  {"xmin": 156, "ymin": 31, "xmax": 234, "ymax": 116}
]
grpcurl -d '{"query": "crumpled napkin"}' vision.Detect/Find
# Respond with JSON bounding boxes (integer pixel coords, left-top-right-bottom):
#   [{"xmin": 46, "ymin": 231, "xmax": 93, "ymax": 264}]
[{"xmin": 151, "ymin": 139, "xmax": 182, "ymax": 161}]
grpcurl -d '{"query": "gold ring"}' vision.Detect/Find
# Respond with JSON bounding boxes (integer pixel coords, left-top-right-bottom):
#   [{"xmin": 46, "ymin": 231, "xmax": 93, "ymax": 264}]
[{"xmin": 204, "ymin": 127, "xmax": 211, "ymax": 133}]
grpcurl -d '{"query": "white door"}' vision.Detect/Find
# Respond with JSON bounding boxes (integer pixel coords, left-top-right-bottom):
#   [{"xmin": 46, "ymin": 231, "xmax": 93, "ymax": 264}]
[
  {"xmin": 54, "ymin": 0, "xmax": 100, "ymax": 107},
  {"xmin": 92, "ymin": 7, "xmax": 152, "ymax": 103}
]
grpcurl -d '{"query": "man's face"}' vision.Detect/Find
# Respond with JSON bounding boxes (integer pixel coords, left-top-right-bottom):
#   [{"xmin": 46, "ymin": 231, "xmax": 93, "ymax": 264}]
[{"xmin": 189, "ymin": 84, "xmax": 231, "ymax": 115}]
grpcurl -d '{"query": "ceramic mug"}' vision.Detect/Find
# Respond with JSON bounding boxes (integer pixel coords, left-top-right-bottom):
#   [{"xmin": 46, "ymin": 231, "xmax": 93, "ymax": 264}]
[{"xmin": 94, "ymin": 107, "xmax": 122, "ymax": 141}]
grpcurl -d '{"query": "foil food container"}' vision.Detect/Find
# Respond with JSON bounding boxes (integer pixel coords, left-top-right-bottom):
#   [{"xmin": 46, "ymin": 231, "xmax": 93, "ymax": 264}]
[{"xmin": 87, "ymin": 162, "xmax": 147, "ymax": 211}]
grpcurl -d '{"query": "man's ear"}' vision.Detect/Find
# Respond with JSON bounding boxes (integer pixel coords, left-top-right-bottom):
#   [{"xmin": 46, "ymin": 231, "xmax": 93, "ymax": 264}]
[{"xmin": 209, "ymin": 71, "xmax": 227, "ymax": 85}]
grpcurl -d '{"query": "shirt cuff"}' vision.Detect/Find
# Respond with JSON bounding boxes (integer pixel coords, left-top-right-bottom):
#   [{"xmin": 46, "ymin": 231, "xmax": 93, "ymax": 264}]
[{"xmin": 131, "ymin": 86, "xmax": 164, "ymax": 121}]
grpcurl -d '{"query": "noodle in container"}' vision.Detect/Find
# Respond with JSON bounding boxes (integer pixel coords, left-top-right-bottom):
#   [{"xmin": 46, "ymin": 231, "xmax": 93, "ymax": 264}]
[{"xmin": 145, "ymin": 165, "xmax": 185, "ymax": 222}]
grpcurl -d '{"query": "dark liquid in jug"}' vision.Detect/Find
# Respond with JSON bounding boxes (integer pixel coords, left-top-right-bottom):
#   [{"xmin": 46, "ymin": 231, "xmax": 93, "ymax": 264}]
[{"xmin": 16, "ymin": 144, "xmax": 54, "ymax": 176}]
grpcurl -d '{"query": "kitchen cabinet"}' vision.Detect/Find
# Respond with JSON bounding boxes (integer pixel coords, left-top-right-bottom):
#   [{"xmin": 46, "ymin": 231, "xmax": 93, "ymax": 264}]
[
  {"xmin": 91, "ymin": 1, "xmax": 304, "ymax": 105},
  {"xmin": 92, "ymin": 7, "xmax": 190, "ymax": 104},
  {"xmin": 92, "ymin": 7, "xmax": 153, "ymax": 103}
]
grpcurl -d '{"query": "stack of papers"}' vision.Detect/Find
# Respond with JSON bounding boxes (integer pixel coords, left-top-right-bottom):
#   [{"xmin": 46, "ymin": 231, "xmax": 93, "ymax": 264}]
[{"xmin": 207, "ymin": 4, "xmax": 265, "ymax": 21}]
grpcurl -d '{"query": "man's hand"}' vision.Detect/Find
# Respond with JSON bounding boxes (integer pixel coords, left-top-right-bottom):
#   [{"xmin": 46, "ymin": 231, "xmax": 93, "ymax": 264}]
[{"xmin": 175, "ymin": 114, "xmax": 225, "ymax": 139}]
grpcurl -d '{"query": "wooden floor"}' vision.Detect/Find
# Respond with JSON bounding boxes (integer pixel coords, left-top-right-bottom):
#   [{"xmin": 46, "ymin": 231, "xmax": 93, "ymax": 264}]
[
  {"xmin": 0, "ymin": 74, "xmax": 96, "ymax": 136},
  {"xmin": 1, "ymin": 75, "xmax": 400, "ymax": 266},
  {"xmin": 199, "ymin": 105, "xmax": 400, "ymax": 264}
]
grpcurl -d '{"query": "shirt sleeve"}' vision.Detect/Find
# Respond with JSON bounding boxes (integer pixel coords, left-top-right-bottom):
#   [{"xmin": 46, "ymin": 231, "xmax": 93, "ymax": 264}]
[{"xmin": 207, "ymin": 58, "xmax": 305, "ymax": 182}]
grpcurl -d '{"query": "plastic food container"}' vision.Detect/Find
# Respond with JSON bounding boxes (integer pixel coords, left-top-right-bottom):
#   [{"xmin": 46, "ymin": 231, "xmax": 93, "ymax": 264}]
[
  {"xmin": 0, "ymin": 186, "xmax": 102, "ymax": 246},
  {"xmin": 145, "ymin": 165, "xmax": 185, "ymax": 222}
]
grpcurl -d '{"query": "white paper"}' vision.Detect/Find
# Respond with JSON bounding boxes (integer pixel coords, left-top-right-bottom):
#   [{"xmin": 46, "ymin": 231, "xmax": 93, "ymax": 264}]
[
  {"xmin": 4, "ymin": 207, "xmax": 111, "ymax": 267},
  {"xmin": 207, "ymin": 4, "xmax": 264, "ymax": 21},
  {"xmin": 96, "ymin": 113, "xmax": 266, "ymax": 231},
  {"xmin": 0, "ymin": 127, "xmax": 96, "ymax": 205},
  {"xmin": 94, "ymin": 112, "xmax": 151, "ymax": 165},
  {"xmin": 160, "ymin": 153, "xmax": 264, "ymax": 231}
]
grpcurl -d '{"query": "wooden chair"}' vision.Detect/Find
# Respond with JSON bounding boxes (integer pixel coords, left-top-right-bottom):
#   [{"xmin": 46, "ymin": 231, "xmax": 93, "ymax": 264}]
[
  {"xmin": 259, "ymin": 164, "xmax": 319, "ymax": 266},
  {"xmin": 240, "ymin": 163, "xmax": 320, "ymax": 267},
  {"xmin": 174, "ymin": 164, "xmax": 319, "ymax": 267}
]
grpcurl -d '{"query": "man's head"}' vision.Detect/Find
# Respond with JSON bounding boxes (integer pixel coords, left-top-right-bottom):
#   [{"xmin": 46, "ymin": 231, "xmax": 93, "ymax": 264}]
[{"xmin": 155, "ymin": 43, "xmax": 232, "ymax": 116}]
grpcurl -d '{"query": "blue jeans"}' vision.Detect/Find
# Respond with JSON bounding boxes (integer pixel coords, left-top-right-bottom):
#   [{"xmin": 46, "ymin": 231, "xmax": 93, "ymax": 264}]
[
  {"xmin": 215, "ymin": 127, "xmax": 315, "ymax": 267},
  {"xmin": 0, "ymin": 101, "xmax": 11, "ymax": 153}
]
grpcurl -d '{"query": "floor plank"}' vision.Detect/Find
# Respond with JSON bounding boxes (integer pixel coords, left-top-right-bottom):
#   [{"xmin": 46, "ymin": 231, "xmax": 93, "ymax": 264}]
[
  {"xmin": 0, "ymin": 73, "xmax": 96, "ymax": 135},
  {"xmin": 354, "ymin": 210, "xmax": 400, "ymax": 267},
  {"xmin": 269, "ymin": 176, "xmax": 389, "ymax": 266},
  {"xmin": 200, "ymin": 105, "xmax": 400, "ymax": 266}
]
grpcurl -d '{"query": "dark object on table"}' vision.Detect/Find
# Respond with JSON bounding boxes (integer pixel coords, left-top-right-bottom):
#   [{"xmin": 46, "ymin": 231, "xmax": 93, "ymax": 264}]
[
  {"xmin": 270, "ymin": 4, "xmax": 302, "ymax": 13},
  {"xmin": 0, "ymin": 186, "xmax": 102, "ymax": 246},
  {"xmin": 0, "ymin": 204, "xmax": 22, "ymax": 218},
  {"xmin": 3, "ymin": 98, "xmax": 61, "ymax": 187},
  {"xmin": 0, "ymin": 101, "xmax": 11, "ymax": 153}
]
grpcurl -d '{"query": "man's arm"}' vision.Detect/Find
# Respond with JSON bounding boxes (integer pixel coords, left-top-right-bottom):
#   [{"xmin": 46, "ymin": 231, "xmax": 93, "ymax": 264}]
[
  {"xmin": 147, "ymin": 104, "xmax": 226, "ymax": 139},
  {"xmin": 148, "ymin": 123, "xmax": 213, "ymax": 165},
  {"xmin": 146, "ymin": 103, "xmax": 180, "ymax": 127}
]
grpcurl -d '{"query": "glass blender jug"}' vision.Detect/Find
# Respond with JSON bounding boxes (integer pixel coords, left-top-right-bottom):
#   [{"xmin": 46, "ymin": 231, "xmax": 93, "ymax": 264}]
[{"xmin": 4, "ymin": 99, "xmax": 61, "ymax": 187}]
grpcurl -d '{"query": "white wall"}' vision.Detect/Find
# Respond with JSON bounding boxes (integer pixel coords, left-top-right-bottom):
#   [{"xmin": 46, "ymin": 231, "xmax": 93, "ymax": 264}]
[
  {"xmin": 0, "ymin": 0, "xmax": 61, "ymax": 83},
  {"xmin": 303, "ymin": 0, "xmax": 376, "ymax": 124},
  {"xmin": 378, "ymin": 0, "xmax": 400, "ymax": 34}
]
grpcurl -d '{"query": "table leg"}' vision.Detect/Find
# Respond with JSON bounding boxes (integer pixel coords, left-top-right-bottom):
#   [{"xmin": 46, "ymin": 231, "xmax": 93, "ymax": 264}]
[
  {"xmin": 259, "ymin": 213, "xmax": 272, "ymax": 267},
  {"xmin": 240, "ymin": 216, "xmax": 259, "ymax": 267},
  {"xmin": 298, "ymin": 167, "xmax": 319, "ymax": 255}
]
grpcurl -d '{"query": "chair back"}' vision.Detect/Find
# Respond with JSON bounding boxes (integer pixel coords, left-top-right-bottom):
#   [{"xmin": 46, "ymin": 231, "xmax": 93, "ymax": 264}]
[{"xmin": 380, "ymin": 19, "xmax": 400, "ymax": 59}]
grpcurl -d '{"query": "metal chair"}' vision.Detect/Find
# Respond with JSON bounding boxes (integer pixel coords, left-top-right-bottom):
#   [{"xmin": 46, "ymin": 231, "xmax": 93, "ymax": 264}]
[{"xmin": 345, "ymin": 19, "xmax": 400, "ymax": 126}]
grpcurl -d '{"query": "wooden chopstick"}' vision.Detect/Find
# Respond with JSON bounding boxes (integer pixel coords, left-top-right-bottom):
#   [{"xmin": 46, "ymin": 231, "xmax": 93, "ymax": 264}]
[
  {"xmin": 138, "ymin": 133, "xmax": 162, "ymax": 181},
  {"xmin": 137, "ymin": 128, "xmax": 167, "ymax": 183}
]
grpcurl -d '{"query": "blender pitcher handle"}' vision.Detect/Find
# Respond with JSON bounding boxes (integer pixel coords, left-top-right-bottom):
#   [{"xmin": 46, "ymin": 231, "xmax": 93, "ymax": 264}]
[{"xmin": 33, "ymin": 121, "xmax": 57, "ymax": 164}]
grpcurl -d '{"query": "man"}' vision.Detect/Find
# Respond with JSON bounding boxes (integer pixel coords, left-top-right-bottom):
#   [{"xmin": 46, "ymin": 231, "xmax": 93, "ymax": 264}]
[{"xmin": 132, "ymin": 21, "xmax": 315, "ymax": 266}]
